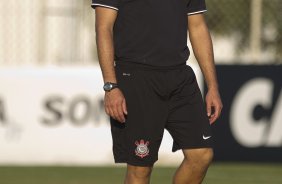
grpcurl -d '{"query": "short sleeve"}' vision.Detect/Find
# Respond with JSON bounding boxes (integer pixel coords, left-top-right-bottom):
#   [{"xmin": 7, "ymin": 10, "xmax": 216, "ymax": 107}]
[
  {"xmin": 91, "ymin": 0, "xmax": 120, "ymax": 11},
  {"xmin": 186, "ymin": 0, "xmax": 207, "ymax": 16}
]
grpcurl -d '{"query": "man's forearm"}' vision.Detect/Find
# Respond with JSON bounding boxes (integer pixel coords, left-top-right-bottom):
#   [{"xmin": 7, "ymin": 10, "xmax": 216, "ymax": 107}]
[
  {"xmin": 96, "ymin": 27, "xmax": 117, "ymax": 83},
  {"xmin": 189, "ymin": 17, "xmax": 218, "ymax": 90}
]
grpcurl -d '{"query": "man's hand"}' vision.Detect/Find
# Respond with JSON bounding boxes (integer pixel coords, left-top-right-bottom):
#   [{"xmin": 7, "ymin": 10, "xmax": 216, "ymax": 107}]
[
  {"xmin": 104, "ymin": 88, "xmax": 128, "ymax": 123},
  {"xmin": 205, "ymin": 88, "xmax": 223, "ymax": 124}
]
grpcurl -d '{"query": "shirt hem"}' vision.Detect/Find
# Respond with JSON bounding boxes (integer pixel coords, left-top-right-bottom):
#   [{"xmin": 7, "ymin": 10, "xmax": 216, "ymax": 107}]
[
  {"xmin": 91, "ymin": 3, "xmax": 119, "ymax": 11},
  {"xmin": 187, "ymin": 9, "xmax": 207, "ymax": 16}
]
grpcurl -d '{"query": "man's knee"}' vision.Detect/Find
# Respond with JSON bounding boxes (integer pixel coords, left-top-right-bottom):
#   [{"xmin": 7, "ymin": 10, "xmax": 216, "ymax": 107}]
[
  {"xmin": 201, "ymin": 148, "xmax": 213, "ymax": 165},
  {"xmin": 127, "ymin": 165, "xmax": 153, "ymax": 179},
  {"xmin": 183, "ymin": 148, "xmax": 214, "ymax": 167},
  {"xmin": 198, "ymin": 148, "xmax": 213, "ymax": 165}
]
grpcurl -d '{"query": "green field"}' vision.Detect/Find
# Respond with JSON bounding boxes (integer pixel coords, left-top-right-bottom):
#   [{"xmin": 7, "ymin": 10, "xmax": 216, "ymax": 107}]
[{"xmin": 1, "ymin": 163, "xmax": 282, "ymax": 184}]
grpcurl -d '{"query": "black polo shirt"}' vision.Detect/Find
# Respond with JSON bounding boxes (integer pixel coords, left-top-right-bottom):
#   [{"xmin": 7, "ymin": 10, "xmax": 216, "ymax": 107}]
[{"xmin": 92, "ymin": 0, "xmax": 207, "ymax": 67}]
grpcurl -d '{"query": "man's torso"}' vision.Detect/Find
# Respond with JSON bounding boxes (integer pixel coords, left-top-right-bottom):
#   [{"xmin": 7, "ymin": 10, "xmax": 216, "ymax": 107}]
[{"xmin": 92, "ymin": 0, "xmax": 207, "ymax": 67}]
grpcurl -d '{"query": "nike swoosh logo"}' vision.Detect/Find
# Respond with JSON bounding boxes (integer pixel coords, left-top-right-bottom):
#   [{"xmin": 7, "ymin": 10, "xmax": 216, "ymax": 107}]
[{"xmin": 203, "ymin": 135, "xmax": 212, "ymax": 140}]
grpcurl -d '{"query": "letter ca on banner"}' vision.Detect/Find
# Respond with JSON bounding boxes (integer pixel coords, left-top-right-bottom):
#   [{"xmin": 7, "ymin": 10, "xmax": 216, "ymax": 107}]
[{"xmin": 230, "ymin": 78, "xmax": 282, "ymax": 147}]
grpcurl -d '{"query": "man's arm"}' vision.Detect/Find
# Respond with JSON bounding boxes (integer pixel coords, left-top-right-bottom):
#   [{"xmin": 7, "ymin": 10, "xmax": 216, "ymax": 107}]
[
  {"xmin": 188, "ymin": 14, "xmax": 223, "ymax": 124},
  {"xmin": 95, "ymin": 7, "xmax": 127, "ymax": 123}
]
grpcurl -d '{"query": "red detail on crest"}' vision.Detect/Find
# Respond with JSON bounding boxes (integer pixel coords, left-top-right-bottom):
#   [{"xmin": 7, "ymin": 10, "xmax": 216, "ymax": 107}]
[{"xmin": 135, "ymin": 139, "xmax": 150, "ymax": 158}]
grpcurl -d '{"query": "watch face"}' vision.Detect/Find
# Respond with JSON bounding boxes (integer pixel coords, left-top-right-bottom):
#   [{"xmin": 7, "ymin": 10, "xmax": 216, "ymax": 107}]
[
  {"xmin": 103, "ymin": 83, "xmax": 113, "ymax": 91},
  {"xmin": 104, "ymin": 82, "xmax": 118, "ymax": 91}
]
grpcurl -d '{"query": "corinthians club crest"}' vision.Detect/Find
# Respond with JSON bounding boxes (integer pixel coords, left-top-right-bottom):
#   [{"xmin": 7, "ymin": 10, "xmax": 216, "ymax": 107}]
[{"xmin": 135, "ymin": 139, "xmax": 150, "ymax": 158}]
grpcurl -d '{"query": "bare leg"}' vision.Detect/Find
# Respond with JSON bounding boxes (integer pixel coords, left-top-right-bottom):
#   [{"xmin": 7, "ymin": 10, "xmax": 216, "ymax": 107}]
[
  {"xmin": 173, "ymin": 148, "xmax": 213, "ymax": 184},
  {"xmin": 124, "ymin": 164, "xmax": 153, "ymax": 184}
]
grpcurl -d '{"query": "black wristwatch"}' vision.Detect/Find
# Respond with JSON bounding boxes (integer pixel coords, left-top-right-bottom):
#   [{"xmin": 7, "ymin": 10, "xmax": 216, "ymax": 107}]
[{"xmin": 103, "ymin": 82, "xmax": 118, "ymax": 92}]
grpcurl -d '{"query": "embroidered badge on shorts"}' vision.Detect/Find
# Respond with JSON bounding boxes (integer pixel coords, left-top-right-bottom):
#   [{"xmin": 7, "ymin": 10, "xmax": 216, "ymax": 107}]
[{"xmin": 135, "ymin": 139, "xmax": 150, "ymax": 158}]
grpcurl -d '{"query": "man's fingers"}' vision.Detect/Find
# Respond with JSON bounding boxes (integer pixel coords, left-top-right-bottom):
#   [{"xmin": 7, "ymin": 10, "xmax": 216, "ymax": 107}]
[
  {"xmin": 111, "ymin": 104, "xmax": 120, "ymax": 120},
  {"xmin": 116, "ymin": 103, "xmax": 125, "ymax": 123},
  {"xmin": 209, "ymin": 116, "xmax": 215, "ymax": 124},
  {"xmin": 210, "ymin": 104, "xmax": 222, "ymax": 124},
  {"xmin": 109, "ymin": 100, "xmax": 126, "ymax": 123},
  {"xmin": 108, "ymin": 107, "xmax": 118, "ymax": 121},
  {"xmin": 210, "ymin": 112, "xmax": 218, "ymax": 124},
  {"xmin": 206, "ymin": 101, "xmax": 212, "ymax": 117},
  {"xmin": 206, "ymin": 89, "xmax": 223, "ymax": 124}
]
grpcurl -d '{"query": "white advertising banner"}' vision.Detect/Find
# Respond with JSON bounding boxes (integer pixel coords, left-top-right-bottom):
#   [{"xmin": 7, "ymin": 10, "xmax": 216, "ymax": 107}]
[{"xmin": 0, "ymin": 65, "xmax": 202, "ymax": 166}]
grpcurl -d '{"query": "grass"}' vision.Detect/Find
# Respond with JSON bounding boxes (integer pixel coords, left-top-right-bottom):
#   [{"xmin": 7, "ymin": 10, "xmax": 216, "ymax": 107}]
[{"xmin": 0, "ymin": 163, "xmax": 282, "ymax": 184}]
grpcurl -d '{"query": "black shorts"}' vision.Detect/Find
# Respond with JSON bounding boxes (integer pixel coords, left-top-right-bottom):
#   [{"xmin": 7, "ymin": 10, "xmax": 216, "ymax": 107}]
[{"xmin": 110, "ymin": 63, "xmax": 213, "ymax": 166}]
